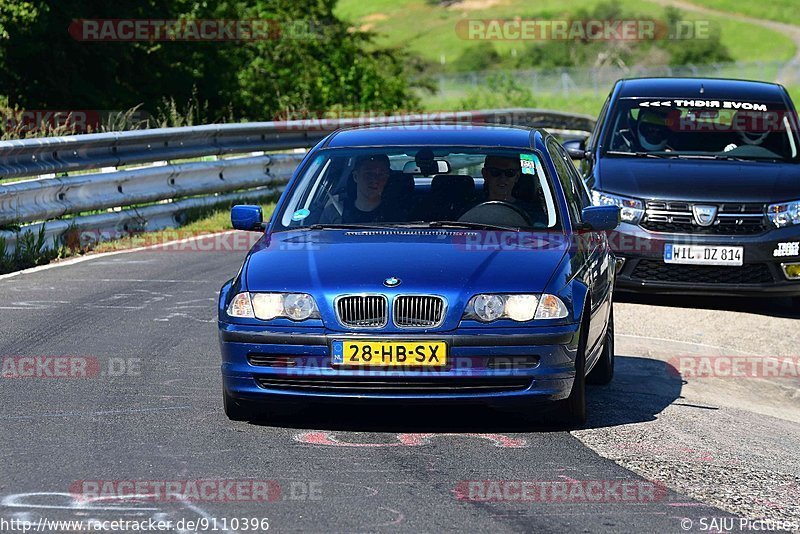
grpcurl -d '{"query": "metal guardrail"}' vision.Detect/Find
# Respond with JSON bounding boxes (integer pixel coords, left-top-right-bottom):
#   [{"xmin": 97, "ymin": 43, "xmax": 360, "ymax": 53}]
[{"xmin": 0, "ymin": 108, "xmax": 595, "ymax": 254}]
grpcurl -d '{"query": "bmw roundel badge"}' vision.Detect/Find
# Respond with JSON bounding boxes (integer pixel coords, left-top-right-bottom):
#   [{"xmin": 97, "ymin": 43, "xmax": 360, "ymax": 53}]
[{"xmin": 383, "ymin": 276, "xmax": 401, "ymax": 287}]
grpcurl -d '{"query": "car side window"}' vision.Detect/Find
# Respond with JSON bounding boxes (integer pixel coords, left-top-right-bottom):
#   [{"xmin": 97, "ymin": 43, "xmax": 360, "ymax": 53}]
[
  {"xmin": 555, "ymin": 144, "xmax": 592, "ymax": 209},
  {"xmin": 547, "ymin": 139, "xmax": 583, "ymax": 224},
  {"xmin": 586, "ymin": 93, "xmax": 611, "ymax": 151}
]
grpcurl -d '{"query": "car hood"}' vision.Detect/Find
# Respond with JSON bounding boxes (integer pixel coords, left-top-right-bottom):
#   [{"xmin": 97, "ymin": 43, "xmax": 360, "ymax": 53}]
[
  {"xmin": 244, "ymin": 229, "xmax": 569, "ymax": 326},
  {"xmin": 595, "ymin": 157, "xmax": 800, "ymax": 203}
]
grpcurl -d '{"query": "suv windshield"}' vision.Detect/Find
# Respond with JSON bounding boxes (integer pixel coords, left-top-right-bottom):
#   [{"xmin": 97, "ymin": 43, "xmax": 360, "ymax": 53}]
[
  {"xmin": 274, "ymin": 147, "xmax": 560, "ymax": 232},
  {"xmin": 603, "ymin": 97, "xmax": 799, "ymax": 161}
]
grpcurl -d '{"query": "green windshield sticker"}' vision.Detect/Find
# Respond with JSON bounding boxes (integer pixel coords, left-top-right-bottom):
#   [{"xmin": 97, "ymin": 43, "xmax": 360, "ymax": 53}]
[{"xmin": 520, "ymin": 153, "xmax": 538, "ymax": 175}]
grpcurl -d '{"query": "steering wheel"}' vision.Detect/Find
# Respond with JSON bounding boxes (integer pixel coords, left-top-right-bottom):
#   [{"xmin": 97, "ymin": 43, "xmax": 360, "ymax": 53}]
[{"xmin": 460, "ymin": 200, "xmax": 534, "ymax": 227}]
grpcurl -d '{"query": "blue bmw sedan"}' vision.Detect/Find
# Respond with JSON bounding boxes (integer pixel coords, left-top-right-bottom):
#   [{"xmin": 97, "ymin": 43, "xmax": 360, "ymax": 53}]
[{"xmin": 218, "ymin": 125, "xmax": 620, "ymax": 426}]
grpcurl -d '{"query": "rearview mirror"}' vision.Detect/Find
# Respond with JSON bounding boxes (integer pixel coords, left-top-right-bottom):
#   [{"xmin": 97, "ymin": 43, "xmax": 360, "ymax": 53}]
[
  {"xmin": 231, "ymin": 205, "xmax": 264, "ymax": 232},
  {"xmin": 580, "ymin": 205, "xmax": 620, "ymax": 231},
  {"xmin": 401, "ymin": 159, "xmax": 451, "ymax": 174}
]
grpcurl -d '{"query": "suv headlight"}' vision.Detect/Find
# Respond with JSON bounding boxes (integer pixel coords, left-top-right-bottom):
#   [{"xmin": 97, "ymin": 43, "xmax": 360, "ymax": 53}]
[
  {"xmin": 592, "ymin": 190, "xmax": 644, "ymax": 224},
  {"xmin": 767, "ymin": 199, "xmax": 800, "ymax": 228},
  {"xmin": 226, "ymin": 292, "xmax": 320, "ymax": 321},
  {"xmin": 464, "ymin": 294, "xmax": 568, "ymax": 322}
]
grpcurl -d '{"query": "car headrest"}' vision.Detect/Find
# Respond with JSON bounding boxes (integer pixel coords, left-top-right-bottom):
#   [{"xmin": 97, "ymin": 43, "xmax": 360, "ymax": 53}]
[
  {"xmin": 384, "ymin": 172, "xmax": 415, "ymax": 198},
  {"xmin": 344, "ymin": 171, "xmax": 357, "ymax": 199},
  {"xmin": 431, "ymin": 174, "xmax": 475, "ymax": 197},
  {"xmin": 512, "ymin": 173, "xmax": 537, "ymax": 203},
  {"xmin": 731, "ymin": 109, "xmax": 773, "ymax": 134}
]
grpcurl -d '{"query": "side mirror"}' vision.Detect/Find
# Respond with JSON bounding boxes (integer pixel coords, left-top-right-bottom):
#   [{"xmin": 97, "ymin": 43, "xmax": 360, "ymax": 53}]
[
  {"xmin": 563, "ymin": 138, "xmax": 589, "ymax": 160},
  {"xmin": 231, "ymin": 205, "xmax": 264, "ymax": 232},
  {"xmin": 580, "ymin": 205, "xmax": 620, "ymax": 231}
]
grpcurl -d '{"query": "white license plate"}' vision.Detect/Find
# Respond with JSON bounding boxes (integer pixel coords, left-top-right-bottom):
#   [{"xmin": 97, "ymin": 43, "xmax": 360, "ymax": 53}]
[{"xmin": 664, "ymin": 244, "xmax": 743, "ymax": 266}]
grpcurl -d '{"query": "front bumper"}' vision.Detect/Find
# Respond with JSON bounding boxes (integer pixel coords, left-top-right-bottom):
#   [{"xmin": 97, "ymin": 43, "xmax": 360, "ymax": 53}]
[
  {"xmin": 610, "ymin": 222, "xmax": 800, "ymax": 297},
  {"xmin": 219, "ymin": 322, "xmax": 581, "ymax": 405}
]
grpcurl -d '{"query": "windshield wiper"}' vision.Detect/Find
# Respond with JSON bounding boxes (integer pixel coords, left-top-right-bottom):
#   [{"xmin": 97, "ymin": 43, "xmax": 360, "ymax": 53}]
[
  {"xmin": 405, "ymin": 220, "xmax": 523, "ymax": 232},
  {"xmin": 606, "ymin": 150, "xmax": 670, "ymax": 158},
  {"xmin": 711, "ymin": 154, "xmax": 782, "ymax": 162}
]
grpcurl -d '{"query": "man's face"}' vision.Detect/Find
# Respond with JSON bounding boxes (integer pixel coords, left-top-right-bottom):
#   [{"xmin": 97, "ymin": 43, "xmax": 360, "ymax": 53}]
[
  {"xmin": 354, "ymin": 159, "xmax": 390, "ymax": 202},
  {"xmin": 482, "ymin": 156, "xmax": 520, "ymax": 201}
]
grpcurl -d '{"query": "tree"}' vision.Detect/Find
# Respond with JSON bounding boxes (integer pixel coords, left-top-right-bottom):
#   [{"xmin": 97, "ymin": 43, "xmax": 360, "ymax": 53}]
[{"xmin": 0, "ymin": 0, "xmax": 419, "ymax": 122}]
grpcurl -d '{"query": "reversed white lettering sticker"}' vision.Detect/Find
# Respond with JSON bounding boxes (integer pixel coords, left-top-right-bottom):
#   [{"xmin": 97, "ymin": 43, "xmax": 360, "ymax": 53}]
[
  {"xmin": 773, "ymin": 242, "xmax": 800, "ymax": 257},
  {"xmin": 638, "ymin": 100, "xmax": 769, "ymax": 111}
]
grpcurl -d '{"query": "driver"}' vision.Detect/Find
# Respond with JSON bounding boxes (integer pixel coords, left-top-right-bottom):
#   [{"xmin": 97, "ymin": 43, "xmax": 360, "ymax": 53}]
[
  {"xmin": 476, "ymin": 155, "xmax": 547, "ymax": 226},
  {"xmin": 636, "ymin": 109, "xmax": 673, "ymax": 151},
  {"xmin": 322, "ymin": 154, "xmax": 404, "ymax": 224},
  {"xmin": 482, "ymin": 155, "xmax": 522, "ymax": 202}
]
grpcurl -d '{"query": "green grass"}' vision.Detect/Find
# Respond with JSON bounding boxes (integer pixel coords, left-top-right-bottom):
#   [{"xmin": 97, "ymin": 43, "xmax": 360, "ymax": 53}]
[
  {"xmin": 686, "ymin": 0, "xmax": 799, "ymax": 24},
  {"xmin": 91, "ymin": 201, "xmax": 276, "ymax": 254},
  {"xmin": 420, "ymin": 91, "xmax": 607, "ymax": 116},
  {"xmin": 336, "ymin": 0, "xmax": 795, "ymax": 66}
]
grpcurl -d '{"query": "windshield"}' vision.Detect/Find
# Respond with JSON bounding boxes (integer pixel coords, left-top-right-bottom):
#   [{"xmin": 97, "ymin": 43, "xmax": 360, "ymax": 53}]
[
  {"xmin": 603, "ymin": 97, "xmax": 799, "ymax": 161},
  {"xmin": 274, "ymin": 147, "xmax": 560, "ymax": 232}
]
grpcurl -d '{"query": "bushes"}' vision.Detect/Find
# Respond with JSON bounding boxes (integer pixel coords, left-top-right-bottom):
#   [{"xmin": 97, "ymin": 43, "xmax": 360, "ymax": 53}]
[
  {"xmin": 0, "ymin": 225, "xmax": 63, "ymax": 275},
  {"xmin": 459, "ymin": 74, "xmax": 536, "ymax": 110}
]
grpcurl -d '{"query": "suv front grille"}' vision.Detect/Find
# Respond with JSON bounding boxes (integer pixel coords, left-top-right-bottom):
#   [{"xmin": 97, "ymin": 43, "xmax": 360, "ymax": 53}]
[
  {"xmin": 642, "ymin": 201, "xmax": 767, "ymax": 235},
  {"xmin": 631, "ymin": 259, "xmax": 774, "ymax": 285},
  {"xmin": 394, "ymin": 295, "xmax": 446, "ymax": 327},
  {"xmin": 335, "ymin": 295, "xmax": 388, "ymax": 328}
]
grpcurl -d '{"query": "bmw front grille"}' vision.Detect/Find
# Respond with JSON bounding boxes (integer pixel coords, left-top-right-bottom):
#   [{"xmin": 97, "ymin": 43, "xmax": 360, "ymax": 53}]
[
  {"xmin": 334, "ymin": 294, "xmax": 446, "ymax": 328},
  {"xmin": 393, "ymin": 295, "xmax": 446, "ymax": 328},
  {"xmin": 335, "ymin": 295, "xmax": 389, "ymax": 328}
]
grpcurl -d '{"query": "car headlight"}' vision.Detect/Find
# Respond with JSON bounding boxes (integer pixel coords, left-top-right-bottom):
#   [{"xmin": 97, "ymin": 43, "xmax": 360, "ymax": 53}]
[
  {"xmin": 767, "ymin": 199, "xmax": 800, "ymax": 228},
  {"xmin": 464, "ymin": 294, "xmax": 568, "ymax": 322},
  {"xmin": 591, "ymin": 190, "xmax": 644, "ymax": 224},
  {"xmin": 226, "ymin": 292, "xmax": 320, "ymax": 321}
]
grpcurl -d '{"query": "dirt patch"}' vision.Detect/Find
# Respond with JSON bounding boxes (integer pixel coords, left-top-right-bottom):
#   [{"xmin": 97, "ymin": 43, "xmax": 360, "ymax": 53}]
[
  {"xmin": 362, "ymin": 13, "xmax": 389, "ymax": 23},
  {"xmin": 447, "ymin": 0, "xmax": 504, "ymax": 11}
]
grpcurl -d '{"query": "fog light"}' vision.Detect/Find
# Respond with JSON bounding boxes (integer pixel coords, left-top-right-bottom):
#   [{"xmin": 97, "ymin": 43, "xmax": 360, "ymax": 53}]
[
  {"xmin": 782, "ymin": 262, "xmax": 800, "ymax": 280},
  {"xmin": 615, "ymin": 257, "xmax": 626, "ymax": 274}
]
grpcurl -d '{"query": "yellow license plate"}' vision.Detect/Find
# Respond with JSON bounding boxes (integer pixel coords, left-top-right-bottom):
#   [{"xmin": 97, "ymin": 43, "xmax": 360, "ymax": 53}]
[{"xmin": 332, "ymin": 340, "xmax": 446, "ymax": 367}]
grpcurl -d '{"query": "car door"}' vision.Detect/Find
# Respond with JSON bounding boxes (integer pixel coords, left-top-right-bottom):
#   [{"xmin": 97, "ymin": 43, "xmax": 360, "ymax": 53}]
[{"xmin": 548, "ymin": 138, "xmax": 609, "ymax": 359}]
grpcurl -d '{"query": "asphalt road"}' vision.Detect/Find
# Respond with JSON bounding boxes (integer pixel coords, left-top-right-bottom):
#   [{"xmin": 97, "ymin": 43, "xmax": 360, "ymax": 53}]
[{"xmin": 0, "ymin": 238, "xmax": 795, "ymax": 534}]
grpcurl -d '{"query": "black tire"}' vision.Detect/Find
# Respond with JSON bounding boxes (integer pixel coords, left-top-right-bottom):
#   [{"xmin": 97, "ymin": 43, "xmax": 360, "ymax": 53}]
[
  {"xmin": 223, "ymin": 388, "xmax": 301, "ymax": 422},
  {"xmin": 792, "ymin": 296, "xmax": 800, "ymax": 311},
  {"xmin": 223, "ymin": 389, "xmax": 254, "ymax": 421},
  {"xmin": 546, "ymin": 314, "xmax": 588, "ymax": 428},
  {"xmin": 587, "ymin": 306, "xmax": 614, "ymax": 385}
]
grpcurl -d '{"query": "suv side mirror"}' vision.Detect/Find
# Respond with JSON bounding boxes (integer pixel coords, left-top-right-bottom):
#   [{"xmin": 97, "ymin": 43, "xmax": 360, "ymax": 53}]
[
  {"xmin": 563, "ymin": 138, "xmax": 589, "ymax": 160},
  {"xmin": 580, "ymin": 205, "xmax": 620, "ymax": 231},
  {"xmin": 231, "ymin": 205, "xmax": 264, "ymax": 232}
]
